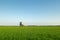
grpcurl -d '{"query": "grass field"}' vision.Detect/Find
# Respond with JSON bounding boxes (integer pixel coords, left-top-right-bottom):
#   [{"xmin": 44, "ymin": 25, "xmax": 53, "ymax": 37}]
[{"xmin": 0, "ymin": 26, "xmax": 60, "ymax": 40}]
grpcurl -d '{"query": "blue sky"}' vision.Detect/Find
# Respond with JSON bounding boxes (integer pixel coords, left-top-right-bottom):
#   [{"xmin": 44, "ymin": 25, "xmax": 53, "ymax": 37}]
[{"xmin": 0, "ymin": 0, "xmax": 60, "ymax": 25}]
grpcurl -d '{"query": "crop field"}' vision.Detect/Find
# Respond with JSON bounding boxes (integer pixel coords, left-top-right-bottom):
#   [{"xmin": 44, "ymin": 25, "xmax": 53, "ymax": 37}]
[{"xmin": 0, "ymin": 26, "xmax": 60, "ymax": 40}]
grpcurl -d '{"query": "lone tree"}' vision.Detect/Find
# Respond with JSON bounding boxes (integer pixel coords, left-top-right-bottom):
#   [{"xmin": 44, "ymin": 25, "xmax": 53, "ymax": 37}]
[{"xmin": 20, "ymin": 22, "xmax": 24, "ymax": 26}]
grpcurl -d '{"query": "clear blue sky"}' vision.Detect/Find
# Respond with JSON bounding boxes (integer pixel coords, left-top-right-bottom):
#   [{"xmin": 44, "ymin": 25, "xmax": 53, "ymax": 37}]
[{"xmin": 0, "ymin": 0, "xmax": 60, "ymax": 25}]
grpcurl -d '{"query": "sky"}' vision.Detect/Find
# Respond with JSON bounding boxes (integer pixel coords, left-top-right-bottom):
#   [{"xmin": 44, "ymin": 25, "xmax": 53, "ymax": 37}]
[{"xmin": 0, "ymin": 0, "xmax": 60, "ymax": 26}]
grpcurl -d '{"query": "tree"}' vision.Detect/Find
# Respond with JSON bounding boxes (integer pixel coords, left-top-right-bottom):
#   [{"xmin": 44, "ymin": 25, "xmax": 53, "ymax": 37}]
[{"xmin": 20, "ymin": 22, "xmax": 24, "ymax": 26}]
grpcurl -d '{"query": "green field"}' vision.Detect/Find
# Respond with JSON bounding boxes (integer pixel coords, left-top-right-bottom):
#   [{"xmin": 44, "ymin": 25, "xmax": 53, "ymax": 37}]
[{"xmin": 0, "ymin": 26, "xmax": 60, "ymax": 40}]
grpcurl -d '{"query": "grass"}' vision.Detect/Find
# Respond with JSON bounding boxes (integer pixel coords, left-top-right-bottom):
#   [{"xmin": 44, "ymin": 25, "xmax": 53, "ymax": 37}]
[{"xmin": 0, "ymin": 26, "xmax": 60, "ymax": 40}]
